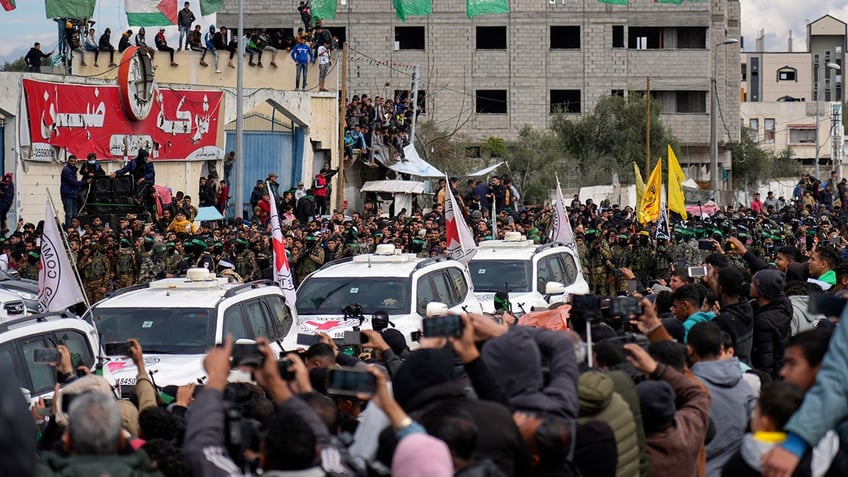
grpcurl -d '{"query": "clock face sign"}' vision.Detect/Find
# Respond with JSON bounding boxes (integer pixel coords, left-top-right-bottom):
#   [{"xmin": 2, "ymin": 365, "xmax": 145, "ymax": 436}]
[{"xmin": 117, "ymin": 46, "xmax": 156, "ymax": 121}]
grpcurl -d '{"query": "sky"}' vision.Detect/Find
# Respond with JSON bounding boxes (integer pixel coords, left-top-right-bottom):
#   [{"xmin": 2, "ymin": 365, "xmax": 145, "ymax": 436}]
[
  {"xmin": 0, "ymin": 1, "xmax": 215, "ymax": 65},
  {"xmin": 0, "ymin": 1, "xmax": 845, "ymax": 63},
  {"xmin": 741, "ymin": 1, "xmax": 848, "ymax": 52}
]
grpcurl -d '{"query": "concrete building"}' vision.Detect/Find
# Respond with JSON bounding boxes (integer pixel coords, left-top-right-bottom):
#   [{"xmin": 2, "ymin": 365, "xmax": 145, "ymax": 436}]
[
  {"xmin": 0, "ymin": 48, "xmax": 340, "ymax": 222},
  {"xmin": 740, "ymin": 15, "xmax": 846, "ymax": 172},
  {"xmin": 220, "ymin": 0, "xmax": 741, "ymax": 188}
]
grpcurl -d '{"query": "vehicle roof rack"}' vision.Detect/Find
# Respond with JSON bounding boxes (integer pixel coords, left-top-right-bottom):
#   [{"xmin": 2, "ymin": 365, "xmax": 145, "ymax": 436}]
[
  {"xmin": 222, "ymin": 279, "xmax": 277, "ymax": 299},
  {"xmin": 413, "ymin": 256, "xmax": 447, "ymax": 271},
  {"xmin": 535, "ymin": 242, "xmax": 568, "ymax": 254},
  {"xmin": 317, "ymin": 256, "xmax": 354, "ymax": 271},
  {"xmin": 0, "ymin": 311, "xmax": 78, "ymax": 334},
  {"xmin": 103, "ymin": 282, "xmax": 150, "ymax": 300}
]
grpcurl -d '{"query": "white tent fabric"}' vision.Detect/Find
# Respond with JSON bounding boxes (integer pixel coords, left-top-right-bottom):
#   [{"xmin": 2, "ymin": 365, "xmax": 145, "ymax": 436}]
[
  {"xmin": 195, "ymin": 206, "xmax": 224, "ymax": 221},
  {"xmin": 373, "ymin": 144, "xmax": 444, "ymax": 178},
  {"xmin": 361, "ymin": 180, "xmax": 425, "ymax": 194},
  {"xmin": 465, "ymin": 162, "xmax": 504, "ymax": 177}
]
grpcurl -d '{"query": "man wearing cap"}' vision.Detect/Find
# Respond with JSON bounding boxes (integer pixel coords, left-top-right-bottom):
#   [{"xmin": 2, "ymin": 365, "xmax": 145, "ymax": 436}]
[
  {"xmin": 750, "ymin": 269, "xmax": 793, "ymax": 379},
  {"xmin": 294, "ymin": 233, "xmax": 324, "ymax": 284},
  {"xmin": 154, "ymin": 27, "xmax": 178, "ymax": 66},
  {"xmin": 233, "ymin": 238, "xmax": 258, "ymax": 281},
  {"xmin": 295, "ymin": 181, "xmax": 307, "ymax": 202}
]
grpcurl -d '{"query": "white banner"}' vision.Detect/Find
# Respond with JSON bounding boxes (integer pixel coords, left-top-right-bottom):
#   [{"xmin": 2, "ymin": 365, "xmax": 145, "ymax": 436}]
[
  {"xmin": 267, "ymin": 185, "xmax": 297, "ymax": 307},
  {"xmin": 445, "ymin": 179, "xmax": 477, "ymax": 264},
  {"xmin": 38, "ymin": 204, "xmax": 84, "ymax": 311}
]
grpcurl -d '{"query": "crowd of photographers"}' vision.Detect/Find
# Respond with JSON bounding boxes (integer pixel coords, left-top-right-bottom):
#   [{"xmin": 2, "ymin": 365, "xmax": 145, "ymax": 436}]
[{"xmin": 8, "ymin": 171, "xmax": 848, "ymax": 475}]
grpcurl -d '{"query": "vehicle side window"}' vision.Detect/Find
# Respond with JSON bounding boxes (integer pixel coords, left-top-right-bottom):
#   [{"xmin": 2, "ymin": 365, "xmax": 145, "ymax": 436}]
[
  {"xmin": 21, "ymin": 336, "xmax": 56, "ymax": 395},
  {"xmin": 430, "ymin": 271, "xmax": 457, "ymax": 307},
  {"xmin": 447, "ymin": 267, "xmax": 469, "ymax": 299},
  {"xmin": 265, "ymin": 295, "xmax": 293, "ymax": 339},
  {"xmin": 55, "ymin": 330, "xmax": 95, "ymax": 368},
  {"xmin": 560, "ymin": 254, "xmax": 578, "ymax": 285},
  {"xmin": 546, "ymin": 255, "xmax": 568, "ymax": 284},
  {"xmin": 223, "ymin": 305, "xmax": 249, "ymax": 341},
  {"xmin": 416, "ymin": 275, "xmax": 436, "ymax": 315},
  {"xmin": 245, "ymin": 300, "xmax": 271, "ymax": 338},
  {"xmin": 536, "ymin": 258, "xmax": 550, "ymax": 291},
  {"xmin": 0, "ymin": 343, "xmax": 20, "ymax": 387}
]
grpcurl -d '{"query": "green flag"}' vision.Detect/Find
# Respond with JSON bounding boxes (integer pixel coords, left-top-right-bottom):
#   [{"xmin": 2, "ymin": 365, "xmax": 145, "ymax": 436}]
[
  {"xmin": 655, "ymin": 0, "xmax": 682, "ymax": 4},
  {"xmin": 467, "ymin": 0, "xmax": 509, "ymax": 19},
  {"xmin": 311, "ymin": 0, "xmax": 338, "ymax": 22},
  {"xmin": 597, "ymin": 0, "xmax": 627, "ymax": 4},
  {"xmin": 394, "ymin": 0, "xmax": 432, "ymax": 22},
  {"xmin": 45, "ymin": 0, "xmax": 96, "ymax": 19},
  {"xmin": 199, "ymin": 0, "xmax": 225, "ymax": 16}
]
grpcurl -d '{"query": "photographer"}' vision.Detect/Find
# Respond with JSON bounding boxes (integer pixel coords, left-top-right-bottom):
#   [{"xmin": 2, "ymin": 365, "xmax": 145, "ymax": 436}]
[{"xmin": 183, "ymin": 336, "xmax": 356, "ymax": 477}]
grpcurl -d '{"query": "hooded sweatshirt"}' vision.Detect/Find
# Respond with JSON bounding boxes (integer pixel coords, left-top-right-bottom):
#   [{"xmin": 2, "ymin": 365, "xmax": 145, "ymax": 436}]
[
  {"xmin": 577, "ymin": 371, "xmax": 640, "ymax": 477},
  {"xmin": 752, "ymin": 296, "xmax": 793, "ymax": 378},
  {"xmin": 481, "ymin": 327, "xmax": 579, "ymax": 419},
  {"xmin": 691, "ymin": 358, "xmax": 757, "ymax": 477},
  {"xmin": 713, "ymin": 300, "xmax": 755, "ymax": 365}
]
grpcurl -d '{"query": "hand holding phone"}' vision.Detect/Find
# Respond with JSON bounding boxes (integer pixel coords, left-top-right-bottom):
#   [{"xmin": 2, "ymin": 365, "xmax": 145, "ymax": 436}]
[
  {"xmin": 231, "ymin": 343, "xmax": 265, "ymax": 368},
  {"xmin": 325, "ymin": 368, "xmax": 377, "ymax": 397},
  {"xmin": 33, "ymin": 348, "xmax": 61, "ymax": 364},
  {"xmin": 422, "ymin": 315, "xmax": 464, "ymax": 338},
  {"xmin": 103, "ymin": 341, "xmax": 131, "ymax": 357}
]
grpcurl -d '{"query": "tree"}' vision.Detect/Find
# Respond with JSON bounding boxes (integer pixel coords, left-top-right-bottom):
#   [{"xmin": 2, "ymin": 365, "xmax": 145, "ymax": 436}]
[
  {"xmin": 506, "ymin": 126, "xmax": 568, "ymax": 204},
  {"xmin": 729, "ymin": 128, "xmax": 802, "ymax": 190},
  {"xmin": 2, "ymin": 56, "xmax": 28, "ymax": 72},
  {"xmin": 552, "ymin": 94, "xmax": 678, "ymax": 188}
]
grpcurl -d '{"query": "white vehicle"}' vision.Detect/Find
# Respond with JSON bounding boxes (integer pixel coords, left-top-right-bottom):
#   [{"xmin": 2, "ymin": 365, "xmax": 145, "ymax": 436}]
[
  {"xmin": 83, "ymin": 269, "xmax": 298, "ymax": 389},
  {"xmin": 469, "ymin": 232, "xmax": 590, "ymax": 313},
  {"xmin": 0, "ymin": 311, "xmax": 99, "ymax": 402},
  {"xmin": 296, "ymin": 244, "xmax": 482, "ymax": 345}
]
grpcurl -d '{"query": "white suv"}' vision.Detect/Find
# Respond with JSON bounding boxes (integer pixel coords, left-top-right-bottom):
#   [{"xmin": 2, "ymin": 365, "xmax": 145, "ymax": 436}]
[
  {"xmin": 469, "ymin": 232, "xmax": 590, "ymax": 313},
  {"xmin": 83, "ymin": 269, "xmax": 299, "ymax": 389},
  {"xmin": 296, "ymin": 244, "xmax": 483, "ymax": 345},
  {"xmin": 0, "ymin": 311, "xmax": 99, "ymax": 401}
]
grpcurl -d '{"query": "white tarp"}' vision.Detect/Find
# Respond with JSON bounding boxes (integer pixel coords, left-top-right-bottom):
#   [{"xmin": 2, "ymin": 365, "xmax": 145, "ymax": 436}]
[
  {"xmin": 465, "ymin": 162, "xmax": 504, "ymax": 177},
  {"xmin": 374, "ymin": 144, "xmax": 444, "ymax": 178},
  {"xmin": 361, "ymin": 180, "xmax": 425, "ymax": 194}
]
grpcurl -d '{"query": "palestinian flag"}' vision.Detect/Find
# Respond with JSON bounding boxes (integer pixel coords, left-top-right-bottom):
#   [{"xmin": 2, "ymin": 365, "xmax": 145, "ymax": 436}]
[
  {"xmin": 1, "ymin": 0, "xmax": 15, "ymax": 12},
  {"xmin": 125, "ymin": 0, "xmax": 178, "ymax": 26}
]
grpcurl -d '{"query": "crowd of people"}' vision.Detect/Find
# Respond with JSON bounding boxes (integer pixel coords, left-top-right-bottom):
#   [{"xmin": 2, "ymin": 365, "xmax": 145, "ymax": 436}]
[
  {"xmin": 48, "ymin": 1, "xmax": 340, "ymax": 80},
  {"xmin": 5, "ymin": 161, "xmax": 848, "ymax": 477},
  {"xmin": 343, "ymin": 92, "xmax": 421, "ymax": 167}
]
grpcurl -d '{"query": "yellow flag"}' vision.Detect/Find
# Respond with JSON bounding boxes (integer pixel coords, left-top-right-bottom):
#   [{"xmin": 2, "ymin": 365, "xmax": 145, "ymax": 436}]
[
  {"xmin": 633, "ymin": 162, "xmax": 645, "ymax": 209},
  {"xmin": 667, "ymin": 145, "xmax": 688, "ymax": 220},
  {"xmin": 638, "ymin": 159, "xmax": 662, "ymax": 225}
]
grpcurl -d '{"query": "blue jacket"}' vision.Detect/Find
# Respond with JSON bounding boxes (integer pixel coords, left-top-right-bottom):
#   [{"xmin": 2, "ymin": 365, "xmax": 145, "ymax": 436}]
[
  {"xmin": 116, "ymin": 157, "xmax": 155, "ymax": 185},
  {"xmin": 691, "ymin": 358, "xmax": 757, "ymax": 477},
  {"xmin": 60, "ymin": 165, "xmax": 87, "ymax": 199},
  {"xmin": 782, "ymin": 306, "xmax": 848, "ymax": 457},
  {"xmin": 290, "ymin": 43, "xmax": 313, "ymax": 64}
]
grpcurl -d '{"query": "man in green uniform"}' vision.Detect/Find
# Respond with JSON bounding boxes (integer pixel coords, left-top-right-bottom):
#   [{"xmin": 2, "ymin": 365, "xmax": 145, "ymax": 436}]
[
  {"xmin": 294, "ymin": 233, "xmax": 325, "ymax": 284},
  {"xmin": 233, "ymin": 238, "xmax": 258, "ymax": 281},
  {"xmin": 80, "ymin": 245, "xmax": 110, "ymax": 303},
  {"xmin": 113, "ymin": 239, "xmax": 138, "ymax": 289}
]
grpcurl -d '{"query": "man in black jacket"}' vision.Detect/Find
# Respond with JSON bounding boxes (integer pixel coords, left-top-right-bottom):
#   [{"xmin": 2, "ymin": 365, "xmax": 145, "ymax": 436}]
[
  {"xmin": 750, "ymin": 269, "xmax": 793, "ymax": 379},
  {"xmin": 712, "ymin": 266, "xmax": 755, "ymax": 365},
  {"xmin": 380, "ymin": 346, "xmax": 531, "ymax": 477},
  {"xmin": 25, "ymin": 42, "xmax": 53, "ymax": 73}
]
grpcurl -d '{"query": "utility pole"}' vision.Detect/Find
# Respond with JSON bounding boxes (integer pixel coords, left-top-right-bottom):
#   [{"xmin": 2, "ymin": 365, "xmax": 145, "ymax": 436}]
[
  {"xmin": 645, "ymin": 77, "xmax": 651, "ymax": 175},
  {"xmin": 336, "ymin": 46, "xmax": 347, "ymax": 213},
  {"xmin": 234, "ymin": 0, "xmax": 245, "ymax": 219},
  {"xmin": 410, "ymin": 64, "xmax": 420, "ymax": 144}
]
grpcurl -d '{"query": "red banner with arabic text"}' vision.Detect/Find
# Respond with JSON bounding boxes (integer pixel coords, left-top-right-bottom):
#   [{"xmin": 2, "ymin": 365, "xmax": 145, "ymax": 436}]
[{"xmin": 20, "ymin": 79, "xmax": 223, "ymax": 161}]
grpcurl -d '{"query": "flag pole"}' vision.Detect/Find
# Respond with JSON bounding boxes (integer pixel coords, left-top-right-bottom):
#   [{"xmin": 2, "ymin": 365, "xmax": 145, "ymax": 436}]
[{"xmin": 45, "ymin": 189, "xmax": 90, "ymax": 311}]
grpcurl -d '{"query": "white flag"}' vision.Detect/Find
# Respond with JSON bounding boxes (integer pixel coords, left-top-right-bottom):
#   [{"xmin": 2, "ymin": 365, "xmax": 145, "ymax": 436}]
[
  {"xmin": 267, "ymin": 185, "xmax": 297, "ymax": 307},
  {"xmin": 445, "ymin": 180, "xmax": 477, "ymax": 264},
  {"xmin": 552, "ymin": 177, "xmax": 576, "ymax": 250},
  {"xmin": 38, "ymin": 204, "xmax": 84, "ymax": 312}
]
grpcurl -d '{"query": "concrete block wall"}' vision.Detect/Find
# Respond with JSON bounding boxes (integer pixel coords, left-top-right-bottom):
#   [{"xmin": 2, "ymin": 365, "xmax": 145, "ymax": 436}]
[{"xmin": 219, "ymin": 0, "xmax": 740, "ymax": 164}]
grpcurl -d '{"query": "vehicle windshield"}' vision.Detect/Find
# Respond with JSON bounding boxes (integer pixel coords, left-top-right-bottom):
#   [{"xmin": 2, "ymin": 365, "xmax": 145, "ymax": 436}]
[
  {"xmin": 297, "ymin": 277, "xmax": 411, "ymax": 315},
  {"xmin": 91, "ymin": 307, "xmax": 214, "ymax": 354},
  {"xmin": 468, "ymin": 260, "xmax": 532, "ymax": 293}
]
